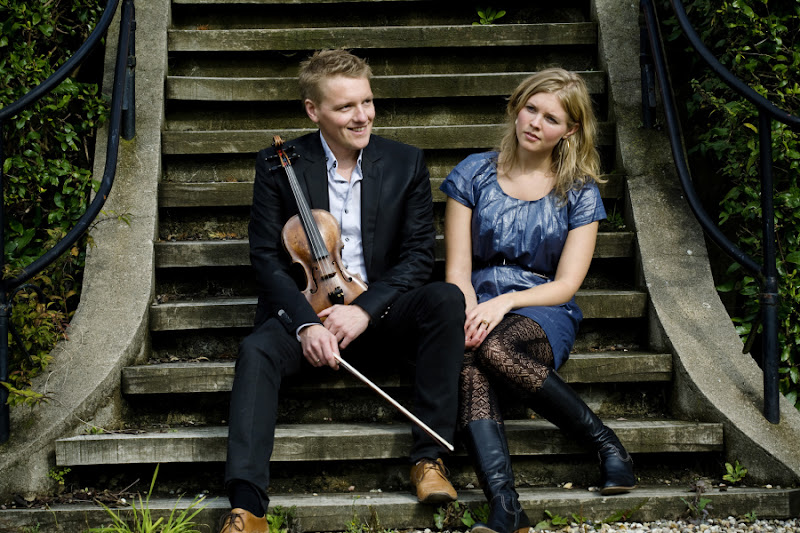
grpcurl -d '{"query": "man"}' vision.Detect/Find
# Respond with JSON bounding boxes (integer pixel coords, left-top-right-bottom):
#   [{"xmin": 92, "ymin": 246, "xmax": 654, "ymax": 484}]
[{"xmin": 219, "ymin": 49, "xmax": 466, "ymax": 533}]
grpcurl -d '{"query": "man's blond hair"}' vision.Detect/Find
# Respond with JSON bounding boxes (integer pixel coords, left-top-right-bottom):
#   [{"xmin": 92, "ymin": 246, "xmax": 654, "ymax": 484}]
[{"xmin": 298, "ymin": 49, "xmax": 372, "ymax": 104}]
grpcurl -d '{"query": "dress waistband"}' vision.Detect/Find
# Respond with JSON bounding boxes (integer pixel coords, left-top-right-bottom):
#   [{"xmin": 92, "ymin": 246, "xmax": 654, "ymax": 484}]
[{"xmin": 472, "ymin": 256, "xmax": 550, "ymax": 280}]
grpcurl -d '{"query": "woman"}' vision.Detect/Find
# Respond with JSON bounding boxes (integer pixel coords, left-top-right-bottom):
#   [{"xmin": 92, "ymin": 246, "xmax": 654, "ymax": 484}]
[{"xmin": 442, "ymin": 69, "xmax": 636, "ymax": 533}]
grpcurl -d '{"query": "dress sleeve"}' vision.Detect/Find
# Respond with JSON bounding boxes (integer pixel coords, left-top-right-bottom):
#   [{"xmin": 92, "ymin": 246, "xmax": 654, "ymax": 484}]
[
  {"xmin": 568, "ymin": 181, "xmax": 607, "ymax": 230},
  {"xmin": 440, "ymin": 156, "xmax": 479, "ymax": 209}
]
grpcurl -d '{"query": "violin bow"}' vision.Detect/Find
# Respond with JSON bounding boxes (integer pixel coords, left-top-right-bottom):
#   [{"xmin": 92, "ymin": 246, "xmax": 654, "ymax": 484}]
[{"xmin": 333, "ymin": 354, "xmax": 455, "ymax": 452}]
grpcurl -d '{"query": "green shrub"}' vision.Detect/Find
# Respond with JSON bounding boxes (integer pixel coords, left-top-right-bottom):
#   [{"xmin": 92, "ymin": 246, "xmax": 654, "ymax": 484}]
[
  {"xmin": 667, "ymin": 0, "xmax": 800, "ymax": 407},
  {"xmin": 1, "ymin": 0, "xmax": 108, "ymax": 405}
]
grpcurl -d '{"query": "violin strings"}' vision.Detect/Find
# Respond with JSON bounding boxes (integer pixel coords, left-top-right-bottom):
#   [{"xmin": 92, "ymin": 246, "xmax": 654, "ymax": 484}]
[{"xmin": 279, "ymin": 150, "xmax": 337, "ymax": 291}]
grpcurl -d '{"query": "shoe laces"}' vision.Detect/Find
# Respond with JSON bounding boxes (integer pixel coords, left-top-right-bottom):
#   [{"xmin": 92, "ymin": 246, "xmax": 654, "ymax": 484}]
[
  {"xmin": 415, "ymin": 458, "xmax": 450, "ymax": 481},
  {"xmin": 218, "ymin": 510, "xmax": 247, "ymax": 532}
]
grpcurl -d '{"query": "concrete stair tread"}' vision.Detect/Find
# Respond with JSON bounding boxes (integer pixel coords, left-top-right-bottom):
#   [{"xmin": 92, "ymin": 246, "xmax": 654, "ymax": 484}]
[
  {"xmin": 55, "ymin": 418, "xmax": 723, "ymax": 466},
  {"xmin": 121, "ymin": 351, "xmax": 672, "ymax": 395},
  {"xmin": 153, "ymin": 232, "xmax": 636, "ymax": 268},
  {"xmin": 158, "ymin": 174, "xmax": 626, "ymax": 206},
  {"xmin": 161, "ymin": 124, "xmax": 615, "ymax": 154},
  {"xmin": 149, "ymin": 290, "xmax": 648, "ymax": 331},
  {"xmin": 167, "ymin": 23, "xmax": 598, "ymax": 52},
  {"xmin": 4, "ymin": 486, "xmax": 797, "ymax": 532},
  {"xmin": 175, "ymin": 0, "xmax": 432, "ymax": 3},
  {"xmin": 166, "ymin": 71, "xmax": 606, "ymax": 101}
]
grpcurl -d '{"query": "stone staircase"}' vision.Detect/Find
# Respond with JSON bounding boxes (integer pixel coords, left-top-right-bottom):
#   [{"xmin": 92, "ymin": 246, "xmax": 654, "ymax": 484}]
[{"xmin": 3, "ymin": 0, "xmax": 799, "ymax": 531}]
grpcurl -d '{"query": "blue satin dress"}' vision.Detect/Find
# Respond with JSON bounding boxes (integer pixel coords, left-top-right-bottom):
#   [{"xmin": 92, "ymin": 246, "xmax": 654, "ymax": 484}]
[{"xmin": 441, "ymin": 152, "xmax": 606, "ymax": 369}]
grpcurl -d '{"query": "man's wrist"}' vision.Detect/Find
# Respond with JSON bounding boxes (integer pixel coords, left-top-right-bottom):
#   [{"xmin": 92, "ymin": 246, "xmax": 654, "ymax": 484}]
[{"xmin": 295, "ymin": 323, "xmax": 320, "ymax": 342}]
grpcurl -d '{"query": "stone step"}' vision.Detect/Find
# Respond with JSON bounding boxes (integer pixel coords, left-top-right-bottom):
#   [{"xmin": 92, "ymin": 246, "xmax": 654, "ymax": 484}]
[
  {"xmin": 162, "ymin": 123, "xmax": 614, "ymax": 155},
  {"xmin": 5, "ymin": 486, "xmax": 797, "ymax": 533},
  {"xmin": 169, "ymin": 1, "xmax": 588, "ymax": 29},
  {"xmin": 153, "ymin": 232, "xmax": 635, "ymax": 269},
  {"xmin": 168, "ymin": 99, "xmax": 577, "ymax": 131},
  {"xmin": 146, "ymin": 319, "xmax": 650, "ymax": 363},
  {"xmin": 158, "ymin": 173, "xmax": 626, "ymax": 206},
  {"xmin": 168, "ymin": 48, "xmax": 598, "ymax": 78},
  {"xmin": 166, "ymin": 71, "xmax": 606, "ymax": 101},
  {"xmin": 176, "ymin": 0, "xmax": 429, "ymax": 3},
  {"xmin": 121, "ymin": 352, "xmax": 672, "ymax": 395},
  {"xmin": 158, "ymin": 175, "xmax": 625, "ymax": 207},
  {"xmin": 167, "ymin": 23, "xmax": 597, "ymax": 52},
  {"xmin": 149, "ymin": 290, "xmax": 648, "ymax": 331},
  {"xmin": 120, "ymin": 379, "xmax": 667, "ymax": 427},
  {"xmin": 55, "ymin": 418, "xmax": 722, "ymax": 467}
]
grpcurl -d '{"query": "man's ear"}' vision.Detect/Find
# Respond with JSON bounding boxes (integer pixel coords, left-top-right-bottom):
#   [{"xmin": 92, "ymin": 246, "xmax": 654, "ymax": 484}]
[{"xmin": 304, "ymin": 99, "xmax": 319, "ymax": 123}]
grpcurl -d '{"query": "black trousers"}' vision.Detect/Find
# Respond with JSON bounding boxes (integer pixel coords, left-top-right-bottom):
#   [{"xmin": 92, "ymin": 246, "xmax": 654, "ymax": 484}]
[{"xmin": 224, "ymin": 281, "xmax": 466, "ymax": 505}]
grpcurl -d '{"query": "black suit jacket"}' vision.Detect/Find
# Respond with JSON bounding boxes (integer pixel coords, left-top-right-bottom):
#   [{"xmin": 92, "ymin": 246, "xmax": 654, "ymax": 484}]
[{"xmin": 249, "ymin": 132, "xmax": 436, "ymax": 335}]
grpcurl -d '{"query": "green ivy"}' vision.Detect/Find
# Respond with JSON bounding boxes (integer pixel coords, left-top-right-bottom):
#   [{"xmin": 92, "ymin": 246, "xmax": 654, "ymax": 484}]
[
  {"xmin": 1, "ymin": 0, "xmax": 108, "ymax": 405},
  {"xmin": 667, "ymin": 0, "xmax": 800, "ymax": 406}
]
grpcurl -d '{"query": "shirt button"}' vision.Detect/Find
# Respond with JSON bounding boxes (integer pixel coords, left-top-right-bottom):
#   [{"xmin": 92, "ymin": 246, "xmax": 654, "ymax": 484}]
[
  {"xmin": 345, "ymin": 237, "xmax": 350, "ymax": 242},
  {"xmin": 345, "ymin": 209, "xmax": 349, "ymax": 214}
]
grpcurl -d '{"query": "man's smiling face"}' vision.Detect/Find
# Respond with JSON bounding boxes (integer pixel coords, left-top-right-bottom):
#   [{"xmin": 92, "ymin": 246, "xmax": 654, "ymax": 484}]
[{"xmin": 304, "ymin": 75, "xmax": 375, "ymax": 160}]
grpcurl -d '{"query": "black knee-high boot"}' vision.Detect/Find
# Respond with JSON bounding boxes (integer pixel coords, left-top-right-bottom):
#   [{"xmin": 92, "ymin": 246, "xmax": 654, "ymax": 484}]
[
  {"xmin": 463, "ymin": 420, "xmax": 530, "ymax": 533},
  {"xmin": 530, "ymin": 373, "xmax": 635, "ymax": 495}
]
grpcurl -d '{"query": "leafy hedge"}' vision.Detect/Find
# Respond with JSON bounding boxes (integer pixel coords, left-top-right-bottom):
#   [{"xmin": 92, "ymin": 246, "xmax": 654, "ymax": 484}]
[
  {"xmin": 1, "ymin": 0, "xmax": 108, "ymax": 406},
  {"xmin": 667, "ymin": 0, "xmax": 800, "ymax": 405}
]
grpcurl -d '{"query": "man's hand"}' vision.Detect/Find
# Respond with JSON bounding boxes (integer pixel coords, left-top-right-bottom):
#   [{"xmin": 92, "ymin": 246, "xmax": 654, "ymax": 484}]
[
  {"xmin": 299, "ymin": 324, "xmax": 340, "ymax": 369},
  {"xmin": 318, "ymin": 304, "xmax": 370, "ymax": 349}
]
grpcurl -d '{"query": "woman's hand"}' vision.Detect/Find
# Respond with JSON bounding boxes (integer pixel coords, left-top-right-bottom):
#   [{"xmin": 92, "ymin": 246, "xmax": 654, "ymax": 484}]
[{"xmin": 464, "ymin": 295, "xmax": 512, "ymax": 349}]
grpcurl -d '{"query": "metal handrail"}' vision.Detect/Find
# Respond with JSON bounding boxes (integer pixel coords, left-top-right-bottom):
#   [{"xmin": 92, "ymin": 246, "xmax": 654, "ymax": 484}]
[
  {"xmin": 640, "ymin": 0, "xmax": 800, "ymax": 423},
  {"xmin": 0, "ymin": 0, "xmax": 136, "ymax": 444}
]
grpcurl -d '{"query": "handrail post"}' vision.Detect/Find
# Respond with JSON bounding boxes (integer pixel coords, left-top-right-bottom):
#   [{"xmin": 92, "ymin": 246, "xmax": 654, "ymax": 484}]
[
  {"xmin": 640, "ymin": 25, "xmax": 657, "ymax": 129},
  {"xmin": 122, "ymin": 0, "xmax": 136, "ymax": 141},
  {"xmin": 0, "ymin": 297, "xmax": 9, "ymax": 444},
  {"xmin": 0, "ymin": 118, "xmax": 8, "ymax": 444},
  {"xmin": 759, "ymin": 111, "xmax": 780, "ymax": 423}
]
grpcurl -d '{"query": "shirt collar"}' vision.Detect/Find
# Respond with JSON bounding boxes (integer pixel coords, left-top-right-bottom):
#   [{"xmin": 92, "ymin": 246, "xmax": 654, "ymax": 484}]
[{"xmin": 319, "ymin": 131, "xmax": 363, "ymax": 176}]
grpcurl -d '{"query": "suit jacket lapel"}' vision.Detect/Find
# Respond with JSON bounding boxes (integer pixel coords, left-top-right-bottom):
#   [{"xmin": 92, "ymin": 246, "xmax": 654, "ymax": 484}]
[
  {"xmin": 298, "ymin": 134, "xmax": 329, "ymax": 210},
  {"xmin": 361, "ymin": 140, "xmax": 383, "ymax": 274}
]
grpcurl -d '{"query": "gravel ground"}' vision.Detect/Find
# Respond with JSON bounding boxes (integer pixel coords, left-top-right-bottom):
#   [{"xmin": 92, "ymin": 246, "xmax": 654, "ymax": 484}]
[
  {"xmin": 554, "ymin": 518, "xmax": 800, "ymax": 532},
  {"xmin": 417, "ymin": 519, "xmax": 800, "ymax": 533}
]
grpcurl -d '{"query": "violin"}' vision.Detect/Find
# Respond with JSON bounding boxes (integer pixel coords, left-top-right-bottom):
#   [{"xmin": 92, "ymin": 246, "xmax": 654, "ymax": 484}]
[{"xmin": 270, "ymin": 135, "xmax": 368, "ymax": 314}]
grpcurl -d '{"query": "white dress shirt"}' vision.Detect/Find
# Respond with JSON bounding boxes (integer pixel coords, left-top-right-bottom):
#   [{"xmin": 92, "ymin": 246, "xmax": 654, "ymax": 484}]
[{"xmin": 319, "ymin": 132, "xmax": 368, "ymax": 284}]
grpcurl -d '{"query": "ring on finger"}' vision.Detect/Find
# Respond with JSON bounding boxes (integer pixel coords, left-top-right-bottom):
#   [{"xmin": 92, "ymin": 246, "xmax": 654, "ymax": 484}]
[{"xmin": 480, "ymin": 320, "xmax": 489, "ymax": 327}]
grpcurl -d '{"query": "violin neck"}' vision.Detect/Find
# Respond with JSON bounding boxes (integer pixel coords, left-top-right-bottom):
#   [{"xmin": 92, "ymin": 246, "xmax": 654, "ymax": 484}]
[{"xmin": 283, "ymin": 162, "xmax": 330, "ymax": 262}]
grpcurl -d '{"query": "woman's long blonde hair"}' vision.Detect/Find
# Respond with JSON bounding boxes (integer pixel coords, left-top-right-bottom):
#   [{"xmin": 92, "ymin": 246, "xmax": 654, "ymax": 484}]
[{"xmin": 497, "ymin": 68, "xmax": 604, "ymax": 201}]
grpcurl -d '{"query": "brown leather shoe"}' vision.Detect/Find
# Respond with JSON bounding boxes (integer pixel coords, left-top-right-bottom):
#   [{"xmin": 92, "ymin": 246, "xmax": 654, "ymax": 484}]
[
  {"xmin": 218, "ymin": 508, "xmax": 269, "ymax": 533},
  {"xmin": 410, "ymin": 458, "xmax": 457, "ymax": 504}
]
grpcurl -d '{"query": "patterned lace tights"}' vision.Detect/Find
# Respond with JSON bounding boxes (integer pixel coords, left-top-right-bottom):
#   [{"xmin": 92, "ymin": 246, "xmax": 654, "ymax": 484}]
[{"xmin": 458, "ymin": 314, "xmax": 555, "ymax": 428}]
